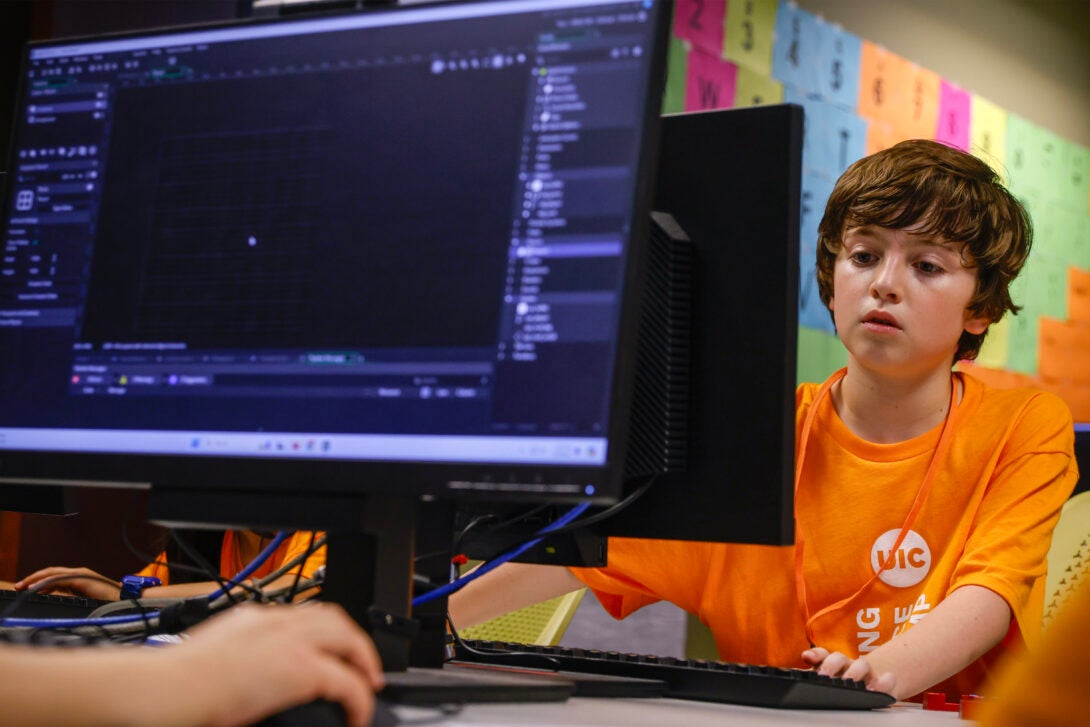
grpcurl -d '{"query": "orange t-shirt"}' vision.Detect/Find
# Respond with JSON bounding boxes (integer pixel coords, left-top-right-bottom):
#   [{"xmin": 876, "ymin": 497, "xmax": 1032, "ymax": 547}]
[
  {"xmin": 138, "ymin": 530, "xmax": 326, "ymax": 585},
  {"xmin": 572, "ymin": 371, "xmax": 1078, "ymax": 698}
]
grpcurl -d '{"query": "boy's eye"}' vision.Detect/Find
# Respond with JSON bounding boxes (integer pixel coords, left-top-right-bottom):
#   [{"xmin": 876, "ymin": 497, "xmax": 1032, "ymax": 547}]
[
  {"xmin": 849, "ymin": 252, "xmax": 876, "ymax": 265},
  {"xmin": 916, "ymin": 261, "xmax": 943, "ymax": 274}
]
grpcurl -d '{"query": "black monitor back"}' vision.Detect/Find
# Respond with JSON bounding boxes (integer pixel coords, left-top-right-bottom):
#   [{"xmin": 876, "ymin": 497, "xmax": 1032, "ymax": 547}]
[
  {"xmin": 600, "ymin": 104, "xmax": 802, "ymax": 545},
  {"xmin": 459, "ymin": 104, "xmax": 802, "ymax": 556}
]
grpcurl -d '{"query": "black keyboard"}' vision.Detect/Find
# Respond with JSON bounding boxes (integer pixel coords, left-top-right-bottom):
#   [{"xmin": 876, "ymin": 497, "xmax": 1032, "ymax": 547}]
[
  {"xmin": 453, "ymin": 640, "xmax": 896, "ymax": 710},
  {"xmin": 0, "ymin": 589, "xmax": 111, "ymax": 620}
]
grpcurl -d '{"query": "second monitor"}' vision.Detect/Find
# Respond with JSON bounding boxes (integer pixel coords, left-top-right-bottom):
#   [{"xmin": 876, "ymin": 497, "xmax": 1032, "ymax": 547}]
[{"xmin": 460, "ymin": 102, "xmax": 804, "ymax": 560}]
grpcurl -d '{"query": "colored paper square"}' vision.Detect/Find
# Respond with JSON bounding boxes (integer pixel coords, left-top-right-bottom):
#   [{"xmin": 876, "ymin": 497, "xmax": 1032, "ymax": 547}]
[
  {"xmin": 685, "ymin": 47, "xmax": 737, "ymax": 111},
  {"xmin": 1035, "ymin": 128, "xmax": 1066, "ymax": 205},
  {"xmin": 1062, "ymin": 143, "xmax": 1090, "ymax": 214},
  {"xmin": 1069, "ymin": 267, "xmax": 1090, "ymax": 325},
  {"xmin": 1005, "ymin": 310, "xmax": 1039, "ymax": 375},
  {"xmin": 724, "ymin": 0, "xmax": 777, "ymax": 75},
  {"xmin": 734, "ymin": 64, "xmax": 783, "ymax": 107},
  {"xmin": 975, "ymin": 315, "xmax": 1010, "ymax": 370},
  {"xmin": 969, "ymin": 95, "xmax": 1008, "ymax": 181},
  {"xmin": 771, "ymin": 2, "xmax": 822, "ymax": 96},
  {"xmin": 798, "ymin": 171, "xmax": 836, "ymax": 334},
  {"xmin": 1076, "ymin": 217, "xmax": 1090, "ymax": 271},
  {"xmin": 865, "ymin": 118, "xmax": 904, "ymax": 156},
  {"xmin": 935, "ymin": 80, "xmax": 971, "ymax": 151},
  {"xmin": 1038, "ymin": 318, "xmax": 1090, "ymax": 384},
  {"xmin": 1044, "ymin": 205, "xmax": 1085, "ymax": 265},
  {"xmin": 903, "ymin": 65, "xmax": 940, "ymax": 141},
  {"xmin": 817, "ymin": 20, "xmax": 861, "ymax": 111},
  {"xmin": 786, "ymin": 89, "xmax": 868, "ymax": 180},
  {"xmin": 857, "ymin": 41, "xmax": 912, "ymax": 125},
  {"xmin": 1005, "ymin": 114, "xmax": 1048, "ymax": 197},
  {"xmin": 663, "ymin": 35, "xmax": 689, "ymax": 115},
  {"xmin": 1026, "ymin": 257, "xmax": 1069, "ymax": 321},
  {"xmin": 799, "ymin": 169, "xmax": 835, "ymax": 255},
  {"xmin": 798, "ymin": 326, "xmax": 846, "ymax": 385},
  {"xmin": 674, "ymin": 0, "xmax": 726, "ymax": 57}
]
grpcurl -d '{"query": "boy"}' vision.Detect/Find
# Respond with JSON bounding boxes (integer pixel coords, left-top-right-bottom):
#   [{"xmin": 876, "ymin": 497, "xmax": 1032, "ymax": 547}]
[{"xmin": 450, "ymin": 139, "xmax": 1079, "ymax": 701}]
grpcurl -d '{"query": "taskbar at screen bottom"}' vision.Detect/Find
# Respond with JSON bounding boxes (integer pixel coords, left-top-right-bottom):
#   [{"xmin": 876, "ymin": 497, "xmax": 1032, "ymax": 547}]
[{"xmin": 0, "ymin": 428, "xmax": 607, "ymax": 466}]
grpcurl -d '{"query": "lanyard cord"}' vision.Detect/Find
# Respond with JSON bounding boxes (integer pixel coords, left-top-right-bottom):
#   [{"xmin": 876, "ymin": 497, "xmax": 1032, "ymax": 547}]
[{"xmin": 793, "ymin": 369, "xmax": 962, "ymax": 647}]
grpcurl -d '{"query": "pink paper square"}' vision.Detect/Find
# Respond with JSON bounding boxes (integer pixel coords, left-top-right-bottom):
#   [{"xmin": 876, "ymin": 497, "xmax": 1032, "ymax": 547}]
[
  {"xmin": 685, "ymin": 47, "xmax": 737, "ymax": 112},
  {"xmin": 674, "ymin": 0, "xmax": 726, "ymax": 56},
  {"xmin": 935, "ymin": 81, "xmax": 971, "ymax": 151}
]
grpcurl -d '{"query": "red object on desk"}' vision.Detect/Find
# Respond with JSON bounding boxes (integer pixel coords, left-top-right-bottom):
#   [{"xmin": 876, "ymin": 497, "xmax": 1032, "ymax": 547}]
[
  {"xmin": 923, "ymin": 693, "xmax": 959, "ymax": 712},
  {"xmin": 923, "ymin": 693, "xmax": 985, "ymax": 720}
]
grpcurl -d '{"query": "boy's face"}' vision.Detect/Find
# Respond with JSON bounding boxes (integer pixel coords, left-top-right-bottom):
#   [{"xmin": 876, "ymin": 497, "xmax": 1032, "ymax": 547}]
[{"xmin": 828, "ymin": 223, "xmax": 990, "ymax": 376}]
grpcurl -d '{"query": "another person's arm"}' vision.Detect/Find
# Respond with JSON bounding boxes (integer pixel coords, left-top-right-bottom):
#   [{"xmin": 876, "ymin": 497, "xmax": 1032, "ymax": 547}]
[
  {"xmin": 448, "ymin": 562, "xmax": 584, "ymax": 628},
  {"xmin": 13, "ymin": 566, "xmax": 125, "ymax": 601},
  {"xmin": 803, "ymin": 584, "xmax": 1010, "ymax": 699},
  {"xmin": 14, "ymin": 566, "xmax": 321, "ymax": 602},
  {"xmin": 0, "ymin": 602, "xmax": 385, "ymax": 727}
]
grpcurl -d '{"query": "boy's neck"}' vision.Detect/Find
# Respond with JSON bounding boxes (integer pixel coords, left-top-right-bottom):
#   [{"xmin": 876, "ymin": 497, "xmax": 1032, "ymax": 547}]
[{"xmin": 833, "ymin": 363, "xmax": 957, "ymax": 444}]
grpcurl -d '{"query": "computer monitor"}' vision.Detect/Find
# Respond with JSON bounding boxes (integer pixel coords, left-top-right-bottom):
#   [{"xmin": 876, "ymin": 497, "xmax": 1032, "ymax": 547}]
[{"xmin": 0, "ymin": 0, "xmax": 671, "ymax": 668}]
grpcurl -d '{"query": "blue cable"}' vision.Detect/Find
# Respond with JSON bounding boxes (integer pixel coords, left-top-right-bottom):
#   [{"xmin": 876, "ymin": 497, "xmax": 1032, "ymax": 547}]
[
  {"xmin": 412, "ymin": 501, "xmax": 591, "ymax": 608},
  {"xmin": 1, "ymin": 531, "xmax": 292, "ymax": 629},
  {"xmin": 0, "ymin": 612, "xmax": 160, "ymax": 629},
  {"xmin": 206, "ymin": 531, "xmax": 290, "ymax": 601}
]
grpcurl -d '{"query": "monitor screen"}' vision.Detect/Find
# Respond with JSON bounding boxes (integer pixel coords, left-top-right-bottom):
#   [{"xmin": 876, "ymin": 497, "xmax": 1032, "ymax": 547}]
[{"xmin": 0, "ymin": 0, "xmax": 670, "ymax": 504}]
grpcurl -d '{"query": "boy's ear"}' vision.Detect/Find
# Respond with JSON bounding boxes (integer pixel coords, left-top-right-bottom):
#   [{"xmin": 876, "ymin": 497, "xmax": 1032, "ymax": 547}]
[{"xmin": 964, "ymin": 313, "xmax": 990, "ymax": 336}]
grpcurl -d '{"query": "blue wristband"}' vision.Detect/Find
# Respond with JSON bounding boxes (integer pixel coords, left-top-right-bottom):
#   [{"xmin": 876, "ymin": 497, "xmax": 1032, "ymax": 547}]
[{"xmin": 120, "ymin": 575, "xmax": 161, "ymax": 599}]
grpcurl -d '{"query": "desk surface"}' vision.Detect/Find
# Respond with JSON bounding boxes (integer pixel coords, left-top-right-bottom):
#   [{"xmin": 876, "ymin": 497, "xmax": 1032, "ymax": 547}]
[{"xmin": 391, "ymin": 697, "xmax": 964, "ymax": 726}]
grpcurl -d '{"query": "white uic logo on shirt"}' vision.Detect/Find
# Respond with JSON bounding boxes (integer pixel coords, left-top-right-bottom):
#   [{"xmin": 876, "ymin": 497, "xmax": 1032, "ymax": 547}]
[{"xmin": 870, "ymin": 529, "xmax": 930, "ymax": 587}]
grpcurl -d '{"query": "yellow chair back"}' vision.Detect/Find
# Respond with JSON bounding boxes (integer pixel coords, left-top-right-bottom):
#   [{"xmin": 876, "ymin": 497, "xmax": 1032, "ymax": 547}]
[
  {"xmin": 1044, "ymin": 490, "xmax": 1090, "ymax": 629},
  {"xmin": 459, "ymin": 589, "xmax": 586, "ymax": 646}
]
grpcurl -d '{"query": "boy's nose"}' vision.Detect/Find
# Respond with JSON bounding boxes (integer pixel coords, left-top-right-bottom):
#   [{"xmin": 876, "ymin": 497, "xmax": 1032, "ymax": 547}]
[{"xmin": 870, "ymin": 261, "xmax": 902, "ymax": 302}]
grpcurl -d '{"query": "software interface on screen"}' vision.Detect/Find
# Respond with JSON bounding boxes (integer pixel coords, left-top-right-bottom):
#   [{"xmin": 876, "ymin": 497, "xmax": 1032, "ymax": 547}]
[{"xmin": 0, "ymin": 0, "xmax": 664, "ymax": 490}]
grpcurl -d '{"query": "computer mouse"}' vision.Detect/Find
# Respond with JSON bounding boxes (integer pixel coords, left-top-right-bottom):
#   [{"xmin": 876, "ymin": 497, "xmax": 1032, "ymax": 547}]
[{"xmin": 254, "ymin": 698, "xmax": 398, "ymax": 727}]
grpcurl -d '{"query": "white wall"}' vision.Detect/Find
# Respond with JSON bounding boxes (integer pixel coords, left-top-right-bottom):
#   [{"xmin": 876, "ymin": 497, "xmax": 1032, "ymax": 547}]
[{"xmin": 795, "ymin": 0, "xmax": 1090, "ymax": 147}]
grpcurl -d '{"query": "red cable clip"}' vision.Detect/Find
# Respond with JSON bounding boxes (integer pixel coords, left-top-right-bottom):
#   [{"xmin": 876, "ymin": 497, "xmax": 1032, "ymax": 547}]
[
  {"xmin": 922, "ymin": 693, "xmax": 958, "ymax": 712},
  {"xmin": 922, "ymin": 693, "xmax": 985, "ymax": 720}
]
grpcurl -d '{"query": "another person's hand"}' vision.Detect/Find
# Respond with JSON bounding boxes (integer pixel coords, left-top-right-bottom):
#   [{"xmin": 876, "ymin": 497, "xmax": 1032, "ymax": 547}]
[
  {"xmin": 802, "ymin": 646, "xmax": 897, "ymax": 696},
  {"xmin": 173, "ymin": 602, "xmax": 386, "ymax": 727},
  {"xmin": 14, "ymin": 566, "xmax": 122, "ymax": 601}
]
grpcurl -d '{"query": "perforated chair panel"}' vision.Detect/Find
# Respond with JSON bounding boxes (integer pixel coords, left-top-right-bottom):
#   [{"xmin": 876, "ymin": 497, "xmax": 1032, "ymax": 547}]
[
  {"xmin": 459, "ymin": 589, "xmax": 586, "ymax": 646},
  {"xmin": 1044, "ymin": 491, "xmax": 1090, "ymax": 629}
]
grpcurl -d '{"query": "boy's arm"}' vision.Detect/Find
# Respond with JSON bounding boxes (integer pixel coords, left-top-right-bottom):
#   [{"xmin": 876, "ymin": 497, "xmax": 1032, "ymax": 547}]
[
  {"xmin": 803, "ymin": 584, "xmax": 1011, "ymax": 700},
  {"xmin": 448, "ymin": 562, "xmax": 585, "ymax": 629}
]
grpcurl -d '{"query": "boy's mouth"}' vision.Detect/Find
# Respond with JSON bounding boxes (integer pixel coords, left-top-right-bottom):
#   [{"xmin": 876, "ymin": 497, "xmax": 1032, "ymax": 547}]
[{"xmin": 862, "ymin": 311, "xmax": 901, "ymax": 331}]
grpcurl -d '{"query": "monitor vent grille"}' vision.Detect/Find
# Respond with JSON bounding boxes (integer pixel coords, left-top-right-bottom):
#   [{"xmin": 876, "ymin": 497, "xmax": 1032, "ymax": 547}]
[{"xmin": 623, "ymin": 211, "xmax": 692, "ymax": 480}]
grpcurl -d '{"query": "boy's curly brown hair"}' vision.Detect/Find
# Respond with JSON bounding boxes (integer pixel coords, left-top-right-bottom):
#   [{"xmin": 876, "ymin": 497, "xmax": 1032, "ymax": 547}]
[{"xmin": 816, "ymin": 139, "xmax": 1032, "ymax": 362}]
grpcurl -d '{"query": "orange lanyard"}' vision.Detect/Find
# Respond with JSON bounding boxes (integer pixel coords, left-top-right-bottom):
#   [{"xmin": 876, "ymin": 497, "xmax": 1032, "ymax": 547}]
[{"xmin": 793, "ymin": 369, "xmax": 962, "ymax": 646}]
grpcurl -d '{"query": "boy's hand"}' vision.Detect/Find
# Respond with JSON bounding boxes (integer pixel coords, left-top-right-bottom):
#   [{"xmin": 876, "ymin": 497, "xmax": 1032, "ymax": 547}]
[
  {"xmin": 802, "ymin": 646, "xmax": 897, "ymax": 696},
  {"xmin": 13, "ymin": 566, "xmax": 123, "ymax": 601}
]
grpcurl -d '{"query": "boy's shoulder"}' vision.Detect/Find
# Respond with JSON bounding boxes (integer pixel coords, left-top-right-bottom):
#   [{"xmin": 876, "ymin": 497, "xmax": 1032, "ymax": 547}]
[
  {"xmin": 960, "ymin": 371, "xmax": 1075, "ymax": 439},
  {"xmin": 961, "ymin": 370, "xmax": 1070, "ymax": 413}
]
